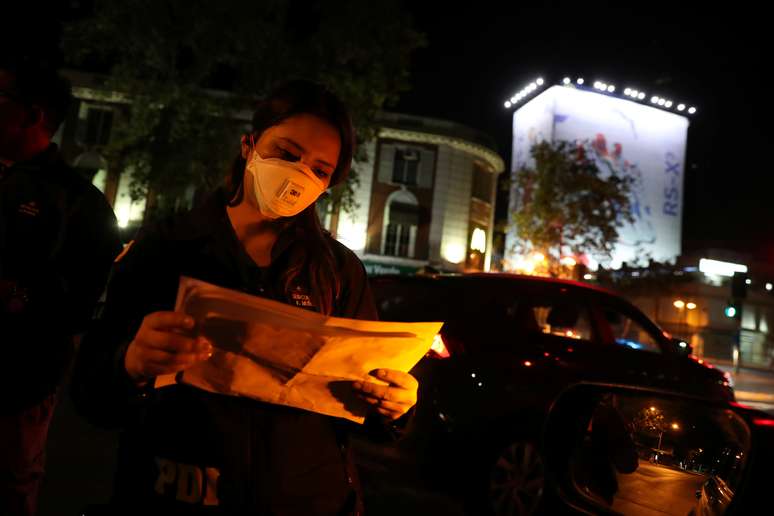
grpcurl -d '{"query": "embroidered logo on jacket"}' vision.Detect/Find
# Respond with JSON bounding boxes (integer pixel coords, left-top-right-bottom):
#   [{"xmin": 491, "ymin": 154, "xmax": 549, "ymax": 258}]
[
  {"xmin": 154, "ymin": 457, "xmax": 220, "ymax": 506},
  {"xmin": 17, "ymin": 201, "xmax": 40, "ymax": 217},
  {"xmin": 291, "ymin": 286, "xmax": 314, "ymax": 308}
]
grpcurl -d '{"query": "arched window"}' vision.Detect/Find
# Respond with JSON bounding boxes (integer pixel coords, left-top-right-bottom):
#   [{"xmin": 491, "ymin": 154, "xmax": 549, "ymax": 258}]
[{"xmin": 382, "ymin": 189, "xmax": 419, "ymax": 258}]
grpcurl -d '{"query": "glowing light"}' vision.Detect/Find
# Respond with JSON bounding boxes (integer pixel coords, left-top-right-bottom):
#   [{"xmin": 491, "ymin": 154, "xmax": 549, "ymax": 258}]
[
  {"xmin": 658, "ymin": 98, "xmax": 666, "ymax": 106},
  {"xmin": 430, "ymin": 334, "xmax": 451, "ymax": 358},
  {"xmin": 524, "ymin": 361, "xmax": 533, "ymax": 367},
  {"xmin": 650, "ymin": 406, "xmax": 657, "ymax": 412},
  {"xmin": 116, "ymin": 207, "xmax": 130, "ymax": 228},
  {"xmin": 638, "ymin": 92, "xmax": 645, "ymax": 99},
  {"xmin": 766, "ymin": 283, "xmax": 772, "ymax": 291},
  {"xmin": 746, "ymin": 278, "xmax": 752, "ymax": 285},
  {"xmin": 470, "ymin": 228, "xmax": 487, "ymax": 253},
  {"xmin": 577, "ymin": 78, "xmax": 584, "ymax": 84},
  {"xmin": 607, "ymin": 85, "xmax": 615, "ymax": 92},
  {"xmin": 563, "ymin": 77, "xmax": 571, "ymax": 85},
  {"xmin": 679, "ymin": 341, "xmax": 688, "ymax": 348},
  {"xmin": 560, "ymin": 256, "xmax": 577, "ymax": 267},
  {"xmin": 671, "ymin": 423, "xmax": 680, "ymax": 430},
  {"xmin": 651, "ymin": 96, "xmax": 659, "ymax": 103},
  {"xmin": 536, "ymin": 78, "xmax": 544, "ymax": 85},
  {"xmin": 688, "ymin": 107, "xmax": 697, "ymax": 114},
  {"xmin": 532, "ymin": 252, "xmax": 546, "ymax": 263},
  {"xmin": 583, "ymin": 273, "xmax": 593, "ymax": 280},
  {"xmin": 624, "ymin": 88, "xmax": 631, "ymax": 95},
  {"xmin": 686, "ymin": 302, "xmax": 697, "ymax": 310},
  {"xmin": 665, "ymin": 100, "xmax": 673, "ymax": 108},
  {"xmin": 594, "ymin": 81, "xmax": 602, "ymax": 89},
  {"xmin": 725, "ymin": 306, "xmax": 737, "ymax": 318},
  {"xmin": 699, "ymin": 258, "xmax": 748, "ymax": 277},
  {"xmin": 336, "ymin": 217, "xmax": 367, "ymax": 252},
  {"xmin": 673, "ymin": 299, "xmax": 685, "ymax": 309},
  {"xmin": 677, "ymin": 104, "xmax": 686, "ymax": 111},
  {"xmin": 504, "ymin": 101, "xmax": 512, "ymax": 108},
  {"xmin": 442, "ymin": 243, "xmax": 466, "ymax": 264}
]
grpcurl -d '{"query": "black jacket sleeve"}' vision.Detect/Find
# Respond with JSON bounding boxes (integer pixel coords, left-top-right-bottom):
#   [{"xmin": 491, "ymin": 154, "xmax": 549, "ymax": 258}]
[
  {"xmin": 60, "ymin": 184, "xmax": 123, "ymax": 335},
  {"xmin": 70, "ymin": 228, "xmax": 175, "ymax": 428}
]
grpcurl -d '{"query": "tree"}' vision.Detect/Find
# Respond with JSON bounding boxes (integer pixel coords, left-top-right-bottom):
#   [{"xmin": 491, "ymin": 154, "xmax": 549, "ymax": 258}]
[
  {"xmin": 63, "ymin": 0, "xmax": 424, "ymax": 220},
  {"xmin": 509, "ymin": 140, "xmax": 635, "ymax": 276}
]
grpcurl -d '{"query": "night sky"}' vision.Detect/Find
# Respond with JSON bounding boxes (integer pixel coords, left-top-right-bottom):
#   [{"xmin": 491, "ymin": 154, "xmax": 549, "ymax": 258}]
[{"xmin": 396, "ymin": 2, "xmax": 770, "ymax": 263}]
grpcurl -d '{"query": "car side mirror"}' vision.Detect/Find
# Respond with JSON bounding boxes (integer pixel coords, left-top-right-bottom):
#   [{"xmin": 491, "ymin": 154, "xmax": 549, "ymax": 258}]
[{"xmin": 541, "ymin": 384, "xmax": 773, "ymax": 515}]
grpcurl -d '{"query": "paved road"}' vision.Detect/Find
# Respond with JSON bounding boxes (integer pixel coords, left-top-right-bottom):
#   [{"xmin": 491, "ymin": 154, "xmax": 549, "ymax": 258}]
[
  {"xmin": 611, "ymin": 461, "xmax": 707, "ymax": 516},
  {"xmin": 714, "ymin": 361, "xmax": 774, "ymax": 415}
]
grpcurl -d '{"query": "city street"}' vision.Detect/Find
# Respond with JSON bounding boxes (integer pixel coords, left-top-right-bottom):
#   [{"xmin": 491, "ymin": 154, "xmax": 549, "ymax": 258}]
[
  {"xmin": 714, "ymin": 361, "xmax": 774, "ymax": 415},
  {"xmin": 612, "ymin": 461, "xmax": 707, "ymax": 516}
]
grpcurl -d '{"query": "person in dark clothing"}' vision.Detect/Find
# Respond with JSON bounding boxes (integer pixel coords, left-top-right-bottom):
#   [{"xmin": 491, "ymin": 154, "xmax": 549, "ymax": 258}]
[
  {"xmin": 71, "ymin": 80, "xmax": 419, "ymax": 515},
  {"xmin": 0, "ymin": 60, "xmax": 123, "ymax": 515},
  {"xmin": 581, "ymin": 394, "xmax": 639, "ymax": 506}
]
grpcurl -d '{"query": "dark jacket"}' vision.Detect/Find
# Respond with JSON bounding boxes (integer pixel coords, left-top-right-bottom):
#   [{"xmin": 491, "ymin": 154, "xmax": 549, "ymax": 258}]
[
  {"xmin": 0, "ymin": 145, "xmax": 121, "ymax": 412},
  {"xmin": 71, "ymin": 189, "xmax": 378, "ymax": 515}
]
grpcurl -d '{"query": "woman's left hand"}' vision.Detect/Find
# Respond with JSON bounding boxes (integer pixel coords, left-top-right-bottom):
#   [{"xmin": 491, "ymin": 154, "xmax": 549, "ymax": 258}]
[{"xmin": 353, "ymin": 369, "xmax": 419, "ymax": 420}]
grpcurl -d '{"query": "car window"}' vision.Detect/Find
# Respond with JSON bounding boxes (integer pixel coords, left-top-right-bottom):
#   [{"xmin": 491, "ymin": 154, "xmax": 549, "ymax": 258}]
[
  {"xmin": 453, "ymin": 283, "xmax": 594, "ymax": 348},
  {"xmin": 530, "ymin": 303, "xmax": 592, "ymax": 341},
  {"xmin": 602, "ymin": 307, "xmax": 662, "ymax": 354}
]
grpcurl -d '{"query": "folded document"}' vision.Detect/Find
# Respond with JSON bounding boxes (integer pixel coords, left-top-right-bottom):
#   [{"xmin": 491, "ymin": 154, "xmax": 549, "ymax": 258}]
[{"xmin": 155, "ymin": 277, "xmax": 443, "ymax": 423}]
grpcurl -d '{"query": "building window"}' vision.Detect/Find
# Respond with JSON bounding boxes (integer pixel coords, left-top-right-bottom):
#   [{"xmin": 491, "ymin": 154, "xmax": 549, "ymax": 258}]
[
  {"xmin": 472, "ymin": 162, "xmax": 493, "ymax": 202},
  {"xmin": 77, "ymin": 105, "xmax": 114, "ymax": 147},
  {"xmin": 392, "ymin": 149, "xmax": 420, "ymax": 185},
  {"xmin": 382, "ymin": 196, "xmax": 419, "ymax": 258}
]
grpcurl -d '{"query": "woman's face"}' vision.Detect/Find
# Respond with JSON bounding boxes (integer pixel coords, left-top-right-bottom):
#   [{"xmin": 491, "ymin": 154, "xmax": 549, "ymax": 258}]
[{"xmin": 241, "ymin": 113, "xmax": 341, "ymax": 210}]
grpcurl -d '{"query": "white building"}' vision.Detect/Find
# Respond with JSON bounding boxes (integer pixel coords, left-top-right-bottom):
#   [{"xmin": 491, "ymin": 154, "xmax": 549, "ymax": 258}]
[
  {"xmin": 330, "ymin": 112, "xmax": 505, "ymax": 274},
  {"xmin": 506, "ymin": 79, "xmax": 693, "ymax": 269}
]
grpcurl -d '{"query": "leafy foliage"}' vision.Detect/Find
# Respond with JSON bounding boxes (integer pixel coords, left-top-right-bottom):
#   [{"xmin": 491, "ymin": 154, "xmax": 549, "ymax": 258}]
[
  {"xmin": 510, "ymin": 140, "xmax": 635, "ymax": 274},
  {"xmin": 64, "ymin": 0, "xmax": 425, "ymax": 219}
]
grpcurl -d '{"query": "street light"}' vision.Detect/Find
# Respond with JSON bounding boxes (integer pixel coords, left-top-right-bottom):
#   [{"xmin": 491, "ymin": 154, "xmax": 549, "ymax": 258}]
[
  {"xmin": 673, "ymin": 300, "xmax": 685, "ymax": 309},
  {"xmin": 686, "ymin": 302, "xmax": 697, "ymax": 310},
  {"xmin": 672, "ymin": 422, "xmax": 680, "ymax": 430}
]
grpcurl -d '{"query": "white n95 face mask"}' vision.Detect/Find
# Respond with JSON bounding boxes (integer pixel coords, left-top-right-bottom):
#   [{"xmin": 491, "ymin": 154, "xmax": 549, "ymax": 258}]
[{"xmin": 246, "ymin": 150, "xmax": 326, "ymax": 219}]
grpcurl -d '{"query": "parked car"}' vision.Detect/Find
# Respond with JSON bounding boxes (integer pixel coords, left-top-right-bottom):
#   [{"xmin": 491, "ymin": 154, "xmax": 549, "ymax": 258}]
[{"xmin": 369, "ymin": 272, "xmax": 733, "ymax": 514}]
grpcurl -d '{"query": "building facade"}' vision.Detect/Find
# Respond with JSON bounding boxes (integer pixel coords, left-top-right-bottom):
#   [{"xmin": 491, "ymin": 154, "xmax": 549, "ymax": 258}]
[{"xmin": 331, "ymin": 112, "xmax": 504, "ymax": 274}]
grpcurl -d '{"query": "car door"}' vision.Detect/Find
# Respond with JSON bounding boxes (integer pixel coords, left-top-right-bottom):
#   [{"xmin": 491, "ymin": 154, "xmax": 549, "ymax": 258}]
[{"xmin": 447, "ymin": 281, "xmax": 607, "ymax": 426}]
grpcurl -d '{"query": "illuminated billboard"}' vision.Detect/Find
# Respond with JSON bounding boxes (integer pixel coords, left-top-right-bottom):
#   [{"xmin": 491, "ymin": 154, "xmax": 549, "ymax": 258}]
[{"xmin": 507, "ymin": 85, "xmax": 689, "ymax": 268}]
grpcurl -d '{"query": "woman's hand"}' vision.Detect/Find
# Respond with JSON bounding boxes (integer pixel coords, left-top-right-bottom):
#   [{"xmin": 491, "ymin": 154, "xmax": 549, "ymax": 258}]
[
  {"xmin": 353, "ymin": 369, "xmax": 419, "ymax": 420},
  {"xmin": 124, "ymin": 311, "xmax": 213, "ymax": 385}
]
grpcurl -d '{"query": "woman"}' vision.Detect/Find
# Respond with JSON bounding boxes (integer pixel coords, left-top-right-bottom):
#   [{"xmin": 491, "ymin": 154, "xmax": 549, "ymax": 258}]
[{"xmin": 72, "ymin": 80, "xmax": 418, "ymax": 515}]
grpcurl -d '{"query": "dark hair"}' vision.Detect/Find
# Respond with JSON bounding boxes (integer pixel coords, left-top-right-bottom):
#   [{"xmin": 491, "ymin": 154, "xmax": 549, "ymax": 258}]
[
  {"xmin": 226, "ymin": 80, "xmax": 355, "ymax": 315},
  {"xmin": 1, "ymin": 59, "xmax": 72, "ymax": 135}
]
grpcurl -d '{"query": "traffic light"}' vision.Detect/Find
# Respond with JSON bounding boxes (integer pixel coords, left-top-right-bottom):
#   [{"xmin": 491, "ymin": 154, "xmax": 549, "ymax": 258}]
[{"xmin": 724, "ymin": 304, "xmax": 738, "ymax": 318}]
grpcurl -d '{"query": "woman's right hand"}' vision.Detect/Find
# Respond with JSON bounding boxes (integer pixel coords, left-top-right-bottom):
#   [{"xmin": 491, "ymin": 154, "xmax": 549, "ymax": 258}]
[{"xmin": 124, "ymin": 311, "xmax": 213, "ymax": 384}]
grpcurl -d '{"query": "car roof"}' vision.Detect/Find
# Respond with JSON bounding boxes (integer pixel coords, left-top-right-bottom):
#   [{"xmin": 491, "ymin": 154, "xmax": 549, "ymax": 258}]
[{"xmin": 370, "ymin": 272, "xmax": 622, "ymax": 298}]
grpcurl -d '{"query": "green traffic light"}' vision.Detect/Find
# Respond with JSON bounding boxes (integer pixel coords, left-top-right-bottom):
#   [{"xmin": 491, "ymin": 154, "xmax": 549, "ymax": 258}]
[{"xmin": 724, "ymin": 306, "xmax": 737, "ymax": 318}]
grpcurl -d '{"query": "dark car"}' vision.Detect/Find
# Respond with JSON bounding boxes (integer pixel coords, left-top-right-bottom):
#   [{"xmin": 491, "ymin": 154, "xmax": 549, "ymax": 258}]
[{"xmin": 370, "ymin": 273, "xmax": 733, "ymax": 514}]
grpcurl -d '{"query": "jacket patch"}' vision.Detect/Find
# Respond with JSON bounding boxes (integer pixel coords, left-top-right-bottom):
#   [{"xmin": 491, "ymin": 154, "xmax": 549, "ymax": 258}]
[
  {"xmin": 291, "ymin": 286, "xmax": 314, "ymax": 308},
  {"xmin": 154, "ymin": 457, "xmax": 220, "ymax": 506}
]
